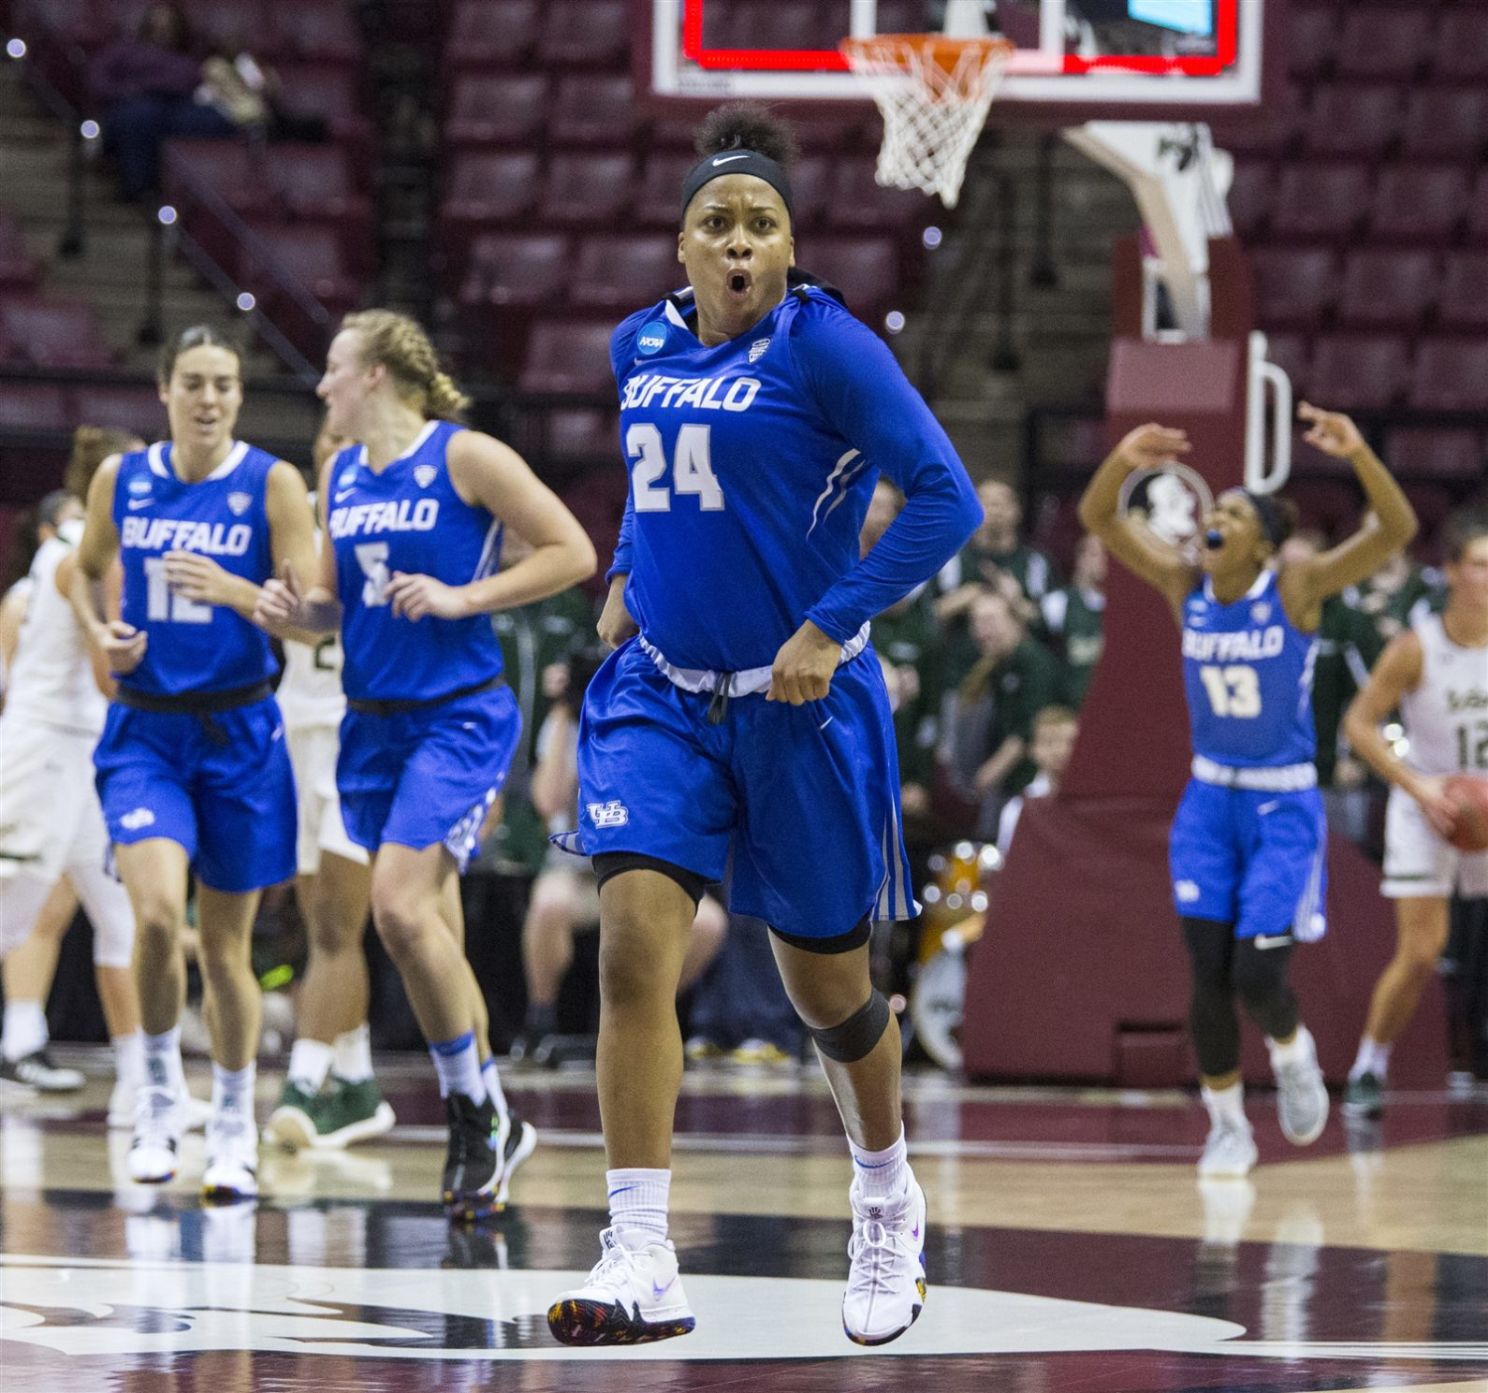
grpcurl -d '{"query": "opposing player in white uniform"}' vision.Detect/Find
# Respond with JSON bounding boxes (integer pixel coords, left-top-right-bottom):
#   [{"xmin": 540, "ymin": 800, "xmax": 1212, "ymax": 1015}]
[
  {"xmin": 0, "ymin": 446, "xmax": 144, "ymax": 1117},
  {"xmin": 265, "ymin": 426, "xmax": 392, "ymax": 1150},
  {"xmin": 1343, "ymin": 510, "xmax": 1488, "ymax": 1117}
]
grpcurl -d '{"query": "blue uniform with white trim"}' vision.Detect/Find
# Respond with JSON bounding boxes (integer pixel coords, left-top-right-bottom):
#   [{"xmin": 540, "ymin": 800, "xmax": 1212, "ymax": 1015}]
[
  {"xmin": 327, "ymin": 420, "xmax": 520, "ymax": 865},
  {"xmin": 1170, "ymin": 570, "xmax": 1328, "ymax": 940},
  {"xmin": 566, "ymin": 283, "xmax": 980, "ymax": 937},
  {"xmin": 93, "ymin": 441, "xmax": 296, "ymax": 891}
]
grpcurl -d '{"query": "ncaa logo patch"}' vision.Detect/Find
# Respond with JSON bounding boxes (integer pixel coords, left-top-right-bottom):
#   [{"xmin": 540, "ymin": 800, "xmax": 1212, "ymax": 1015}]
[
  {"xmin": 748, "ymin": 337, "xmax": 771, "ymax": 363},
  {"xmin": 636, "ymin": 323, "xmax": 668, "ymax": 356},
  {"xmin": 587, "ymin": 800, "xmax": 629, "ymax": 829},
  {"xmin": 120, "ymin": 808, "xmax": 156, "ymax": 831},
  {"xmin": 227, "ymin": 491, "xmax": 251, "ymax": 516},
  {"xmin": 127, "ymin": 477, "xmax": 151, "ymax": 496},
  {"xmin": 1175, "ymin": 879, "xmax": 1201, "ymax": 904},
  {"xmin": 338, "ymin": 468, "xmax": 357, "ymax": 489},
  {"xmin": 414, "ymin": 464, "xmax": 437, "ymax": 488}
]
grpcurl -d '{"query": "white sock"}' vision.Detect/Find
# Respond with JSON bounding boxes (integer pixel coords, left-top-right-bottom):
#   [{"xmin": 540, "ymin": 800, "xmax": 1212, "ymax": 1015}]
[
  {"xmin": 607, "ymin": 1167, "xmax": 670, "ymax": 1247},
  {"xmin": 1349, "ymin": 1036, "xmax": 1391, "ymax": 1082},
  {"xmin": 287, "ymin": 1038, "xmax": 334, "ymax": 1093},
  {"xmin": 429, "ymin": 1031, "xmax": 485, "ymax": 1104},
  {"xmin": 332, "ymin": 1024, "xmax": 374, "ymax": 1083},
  {"xmin": 1201, "ymin": 1081, "xmax": 1248, "ymax": 1129},
  {"xmin": 1268, "ymin": 1023, "xmax": 1315, "ymax": 1070},
  {"xmin": 1, "ymin": 1000, "xmax": 48, "ymax": 1061},
  {"xmin": 480, "ymin": 1056, "xmax": 509, "ymax": 1123},
  {"xmin": 142, "ymin": 1026, "xmax": 184, "ymax": 1094},
  {"xmin": 848, "ymin": 1127, "xmax": 909, "ymax": 1198},
  {"xmin": 212, "ymin": 1061, "xmax": 256, "ymax": 1120},
  {"xmin": 112, "ymin": 1031, "xmax": 146, "ymax": 1090}
]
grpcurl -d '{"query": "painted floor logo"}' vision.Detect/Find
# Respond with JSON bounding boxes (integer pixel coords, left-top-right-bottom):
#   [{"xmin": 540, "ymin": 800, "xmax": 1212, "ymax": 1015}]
[{"xmin": 1, "ymin": 1258, "xmax": 1486, "ymax": 1365}]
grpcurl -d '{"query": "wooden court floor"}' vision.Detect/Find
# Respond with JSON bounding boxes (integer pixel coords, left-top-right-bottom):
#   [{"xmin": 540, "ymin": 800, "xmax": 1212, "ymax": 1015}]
[{"xmin": 1, "ymin": 1051, "xmax": 1485, "ymax": 1392}]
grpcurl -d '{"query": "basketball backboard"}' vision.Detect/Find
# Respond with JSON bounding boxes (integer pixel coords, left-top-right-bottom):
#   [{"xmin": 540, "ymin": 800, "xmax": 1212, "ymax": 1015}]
[{"xmin": 641, "ymin": 0, "xmax": 1282, "ymax": 124}]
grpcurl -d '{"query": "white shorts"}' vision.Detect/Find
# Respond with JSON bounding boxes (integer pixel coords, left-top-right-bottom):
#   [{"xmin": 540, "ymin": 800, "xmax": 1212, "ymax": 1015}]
[
  {"xmin": 1382, "ymin": 785, "xmax": 1488, "ymax": 899},
  {"xmin": 286, "ymin": 724, "xmax": 368, "ymax": 876},
  {"xmin": 0, "ymin": 716, "xmax": 134, "ymax": 963}
]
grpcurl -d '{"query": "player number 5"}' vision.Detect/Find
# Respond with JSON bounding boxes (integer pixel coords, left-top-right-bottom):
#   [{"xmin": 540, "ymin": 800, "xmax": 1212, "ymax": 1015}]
[
  {"xmin": 355, "ymin": 542, "xmax": 391, "ymax": 607},
  {"xmin": 627, "ymin": 423, "xmax": 725, "ymax": 513},
  {"xmin": 1199, "ymin": 664, "xmax": 1262, "ymax": 719}
]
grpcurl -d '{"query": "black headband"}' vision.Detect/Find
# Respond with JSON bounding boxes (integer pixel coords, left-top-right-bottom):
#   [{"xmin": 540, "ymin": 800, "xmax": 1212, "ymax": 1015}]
[
  {"xmin": 681, "ymin": 149, "xmax": 794, "ymax": 222},
  {"xmin": 1242, "ymin": 488, "xmax": 1286, "ymax": 547}
]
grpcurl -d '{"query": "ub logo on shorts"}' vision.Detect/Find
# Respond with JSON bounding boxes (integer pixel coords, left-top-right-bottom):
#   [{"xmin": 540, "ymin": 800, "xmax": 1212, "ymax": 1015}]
[{"xmin": 587, "ymin": 800, "xmax": 629, "ymax": 829}]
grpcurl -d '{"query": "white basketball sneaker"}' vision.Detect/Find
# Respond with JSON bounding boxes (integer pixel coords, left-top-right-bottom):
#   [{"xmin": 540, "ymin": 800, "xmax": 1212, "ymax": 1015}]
[
  {"xmin": 1197, "ymin": 1119, "xmax": 1259, "ymax": 1177},
  {"xmin": 547, "ymin": 1227, "xmax": 695, "ymax": 1345},
  {"xmin": 1271, "ymin": 1026, "xmax": 1329, "ymax": 1146},
  {"xmin": 127, "ymin": 1085, "xmax": 184, "ymax": 1184},
  {"xmin": 842, "ymin": 1172, "xmax": 928, "ymax": 1346},
  {"xmin": 202, "ymin": 1109, "xmax": 260, "ymax": 1201}
]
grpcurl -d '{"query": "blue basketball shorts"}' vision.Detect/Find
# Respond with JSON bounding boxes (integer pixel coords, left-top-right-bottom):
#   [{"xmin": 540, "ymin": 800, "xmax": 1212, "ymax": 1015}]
[
  {"xmin": 93, "ymin": 695, "xmax": 297, "ymax": 893},
  {"xmin": 562, "ymin": 639, "xmax": 916, "ymax": 940},
  {"xmin": 337, "ymin": 682, "xmax": 521, "ymax": 869},
  {"xmin": 1169, "ymin": 778, "xmax": 1328, "ymax": 941}
]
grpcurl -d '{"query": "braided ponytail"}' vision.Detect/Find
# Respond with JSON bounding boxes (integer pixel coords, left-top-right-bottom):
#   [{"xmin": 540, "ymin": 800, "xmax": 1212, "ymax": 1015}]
[{"xmin": 342, "ymin": 309, "xmax": 471, "ymax": 423}]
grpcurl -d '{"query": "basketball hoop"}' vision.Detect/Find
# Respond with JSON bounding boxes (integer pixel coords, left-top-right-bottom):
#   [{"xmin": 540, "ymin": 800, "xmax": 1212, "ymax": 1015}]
[{"xmin": 839, "ymin": 34, "xmax": 1015, "ymax": 208}]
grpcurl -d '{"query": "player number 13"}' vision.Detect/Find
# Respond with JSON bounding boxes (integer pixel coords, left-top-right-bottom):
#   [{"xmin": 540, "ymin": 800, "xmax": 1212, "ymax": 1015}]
[
  {"xmin": 1199, "ymin": 664, "xmax": 1262, "ymax": 719},
  {"xmin": 627, "ymin": 423, "xmax": 725, "ymax": 513}
]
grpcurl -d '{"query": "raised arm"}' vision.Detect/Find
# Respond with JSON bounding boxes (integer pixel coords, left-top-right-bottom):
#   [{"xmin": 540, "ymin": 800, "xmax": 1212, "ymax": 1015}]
[
  {"xmin": 68, "ymin": 455, "xmax": 147, "ymax": 676},
  {"xmin": 382, "ymin": 430, "xmax": 596, "ymax": 622},
  {"xmin": 1278, "ymin": 404, "xmax": 1417, "ymax": 621},
  {"xmin": 1342, "ymin": 630, "xmax": 1456, "ymax": 837},
  {"xmin": 1076, "ymin": 424, "xmax": 1197, "ymax": 618}
]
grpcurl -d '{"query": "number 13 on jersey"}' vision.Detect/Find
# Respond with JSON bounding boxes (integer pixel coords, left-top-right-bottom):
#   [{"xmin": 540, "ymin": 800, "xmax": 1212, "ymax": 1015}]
[
  {"xmin": 1200, "ymin": 664, "xmax": 1262, "ymax": 718},
  {"xmin": 628, "ymin": 424, "xmax": 725, "ymax": 513}
]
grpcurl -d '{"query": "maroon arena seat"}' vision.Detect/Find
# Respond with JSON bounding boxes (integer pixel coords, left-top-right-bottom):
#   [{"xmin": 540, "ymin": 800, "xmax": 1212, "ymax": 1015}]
[
  {"xmin": 1285, "ymin": 4, "xmax": 1341, "ymax": 82},
  {"xmin": 542, "ymin": 407, "xmax": 620, "ymax": 464},
  {"xmin": 826, "ymin": 160, "xmax": 931, "ymax": 236},
  {"xmin": 460, "ymin": 233, "xmax": 572, "ymax": 309},
  {"xmin": 271, "ymin": 64, "xmax": 374, "ymax": 166},
  {"xmin": 1409, "ymin": 338, "xmax": 1488, "ymax": 411},
  {"xmin": 1432, "ymin": 10, "xmax": 1488, "ymax": 82},
  {"xmin": 0, "ymin": 213, "xmax": 41, "ymax": 290},
  {"xmin": 239, "ymin": 224, "xmax": 360, "ymax": 312},
  {"xmin": 1214, "ymin": 82, "xmax": 1303, "ymax": 160},
  {"xmin": 441, "ymin": 152, "xmax": 544, "ymax": 253},
  {"xmin": 1308, "ymin": 334, "xmax": 1411, "ymax": 410},
  {"xmin": 1261, "ymin": 333, "xmax": 1312, "ymax": 402},
  {"xmin": 635, "ymin": 150, "xmax": 705, "ymax": 227},
  {"xmin": 1269, "ymin": 162, "xmax": 1371, "ymax": 242},
  {"xmin": 193, "ymin": 3, "xmax": 276, "ymax": 59},
  {"xmin": 1385, "ymin": 428, "xmax": 1484, "ymax": 485},
  {"xmin": 549, "ymin": 74, "xmax": 637, "ymax": 148},
  {"xmin": 163, "ymin": 139, "xmax": 276, "ymax": 215},
  {"xmin": 1469, "ymin": 170, "xmax": 1488, "ymax": 243},
  {"xmin": 267, "ymin": 0, "xmax": 362, "ymax": 63},
  {"xmin": 1225, "ymin": 161, "xmax": 1275, "ymax": 240},
  {"xmin": 799, "ymin": 235, "xmax": 899, "ymax": 326},
  {"xmin": 570, "ymin": 234, "xmax": 685, "ymax": 311},
  {"xmin": 1335, "ymin": 249, "xmax": 1437, "ymax": 331},
  {"xmin": 444, "ymin": 0, "xmax": 543, "ymax": 71},
  {"xmin": 1438, "ymin": 252, "xmax": 1488, "ymax": 331},
  {"xmin": 0, "ymin": 382, "xmax": 71, "ymax": 431},
  {"xmin": 1400, "ymin": 86, "xmax": 1488, "ymax": 162},
  {"xmin": 1335, "ymin": 8, "xmax": 1433, "ymax": 80},
  {"xmin": 536, "ymin": 1, "xmax": 630, "ymax": 71},
  {"xmin": 445, "ymin": 74, "xmax": 549, "ymax": 147},
  {"xmin": 518, "ymin": 320, "xmax": 618, "ymax": 394},
  {"xmin": 69, "ymin": 385, "xmax": 165, "ymax": 440},
  {"xmin": 272, "ymin": 144, "xmax": 375, "ymax": 275},
  {"xmin": 1368, "ymin": 165, "xmax": 1470, "ymax": 244},
  {"xmin": 0, "ymin": 298, "xmax": 114, "ymax": 369},
  {"xmin": 1301, "ymin": 84, "xmax": 1405, "ymax": 161},
  {"xmin": 1249, "ymin": 246, "xmax": 1338, "ymax": 331},
  {"xmin": 536, "ymin": 152, "xmax": 636, "ymax": 227}
]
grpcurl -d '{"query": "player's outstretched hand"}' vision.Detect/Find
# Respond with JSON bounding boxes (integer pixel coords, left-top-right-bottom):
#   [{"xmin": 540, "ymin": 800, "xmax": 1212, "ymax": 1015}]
[
  {"xmin": 597, "ymin": 577, "xmax": 638, "ymax": 650},
  {"xmin": 1407, "ymin": 773, "xmax": 1459, "ymax": 840},
  {"xmin": 387, "ymin": 571, "xmax": 467, "ymax": 622},
  {"xmin": 768, "ymin": 620, "xmax": 839, "ymax": 705},
  {"xmin": 100, "ymin": 620, "xmax": 147, "ymax": 675},
  {"xmin": 254, "ymin": 561, "xmax": 302, "ymax": 634},
  {"xmin": 1114, "ymin": 424, "xmax": 1190, "ymax": 473},
  {"xmin": 1298, "ymin": 402, "xmax": 1365, "ymax": 459}
]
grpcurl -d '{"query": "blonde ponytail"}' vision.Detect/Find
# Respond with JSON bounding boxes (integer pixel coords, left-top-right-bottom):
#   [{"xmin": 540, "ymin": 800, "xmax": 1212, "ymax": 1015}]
[
  {"xmin": 342, "ymin": 309, "xmax": 470, "ymax": 423},
  {"xmin": 426, "ymin": 370, "xmax": 473, "ymax": 423}
]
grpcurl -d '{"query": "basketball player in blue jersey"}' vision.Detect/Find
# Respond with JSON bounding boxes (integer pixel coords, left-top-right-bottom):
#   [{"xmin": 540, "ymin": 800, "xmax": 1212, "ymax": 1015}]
[
  {"xmin": 543, "ymin": 106, "xmax": 981, "ymax": 1349},
  {"xmin": 256, "ymin": 310, "xmax": 596, "ymax": 1219},
  {"xmin": 68, "ymin": 325, "xmax": 318, "ymax": 1201},
  {"xmin": 1079, "ymin": 404, "xmax": 1417, "ymax": 1177}
]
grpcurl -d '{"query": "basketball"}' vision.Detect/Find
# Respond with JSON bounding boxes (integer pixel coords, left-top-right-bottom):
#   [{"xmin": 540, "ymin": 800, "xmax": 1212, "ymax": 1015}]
[{"xmin": 1444, "ymin": 775, "xmax": 1488, "ymax": 853}]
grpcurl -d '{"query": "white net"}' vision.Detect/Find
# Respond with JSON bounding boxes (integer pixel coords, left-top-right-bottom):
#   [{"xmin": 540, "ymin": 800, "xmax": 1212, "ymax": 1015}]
[{"xmin": 840, "ymin": 36, "xmax": 1014, "ymax": 209}]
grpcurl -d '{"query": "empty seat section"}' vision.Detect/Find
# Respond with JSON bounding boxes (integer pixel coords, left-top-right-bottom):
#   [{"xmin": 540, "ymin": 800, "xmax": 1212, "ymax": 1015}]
[
  {"xmin": 1432, "ymin": 10, "xmax": 1488, "ymax": 82},
  {"xmin": 549, "ymin": 74, "xmax": 636, "ymax": 148},
  {"xmin": 536, "ymin": 152, "xmax": 635, "ymax": 227},
  {"xmin": 271, "ymin": 64, "xmax": 374, "ymax": 164},
  {"xmin": 272, "ymin": 144, "xmax": 375, "ymax": 275},
  {"xmin": 1438, "ymin": 253, "xmax": 1488, "ymax": 332},
  {"xmin": 536, "ymin": 1, "xmax": 630, "ymax": 71},
  {"xmin": 802, "ymin": 236, "xmax": 899, "ymax": 325},
  {"xmin": 441, "ymin": 152, "xmax": 543, "ymax": 256},
  {"xmin": 446, "ymin": 74, "xmax": 549, "ymax": 148},
  {"xmin": 0, "ymin": 213, "xmax": 40, "ymax": 290},
  {"xmin": 1225, "ymin": 161, "xmax": 1274, "ymax": 240},
  {"xmin": 1409, "ymin": 338, "xmax": 1488, "ymax": 411},
  {"xmin": 1336, "ymin": 250, "xmax": 1436, "ymax": 331},
  {"xmin": 519, "ymin": 320, "xmax": 618, "ymax": 394},
  {"xmin": 636, "ymin": 151, "xmax": 703, "ymax": 227},
  {"xmin": 542, "ymin": 407, "xmax": 620, "ymax": 465},
  {"xmin": 570, "ymin": 235, "xmax": 685, "ymax": 311},
  {"xmin": 1308, "ymin": 334, "xmax": 1410, "ymax": 410},
  {"xmin": 1386, "ymin": 428, "xmax": 1484, "ymax": 485},
  {"xmin": 1335, "ymin": 8, "xmax": 1433, "ymax": 80},
  {"xmin": 267, "ymin": 0, "xmax": 363, "ymax": 63},
  {"xmin": 1250, "ymin": 247, "xmax": 1337, "ymax": 331},
  {"xmin": 1400, "ymin": 87, "xmax": 1488, "ymax": 162},
  {"xmin": 0, "ymin": 382, "xmax": 71, "ymax": 431},
  {"xmin": 0, "ymin": 298, "xmax": 114, "ymax": 369},
  {"xmin": 1269, "ymin": 163, "xmax": 1371, "ymax": 241},
  {"xmin": 1285, "ymin": 4, "xmax": 1340, "ymax": 82},
  {"xmin": 70, "ymin": 385, "xmax": 166, "ymax": 440},
  {"xmin": 1301, "ymin": 85, "xmax": 1404, "ymax": 161},
  {"xmin": 1369, "ymin": 165, "xmax": 1469, "ymax": 244},
  {"xmin": 444, "ymin": 0, "xmax": 542, "ymax": 70},
  {"xmin": 458, "ymin": 232, "xmax": 572, "ymax": 375}
]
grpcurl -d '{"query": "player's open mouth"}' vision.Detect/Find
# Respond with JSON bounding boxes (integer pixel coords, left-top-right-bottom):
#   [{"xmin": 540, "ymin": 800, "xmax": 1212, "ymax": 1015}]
[
  {"xmin": 1204, "ymin": 529, "xmax": 1224, "ymax": 549},
  {"xmin": 726, "ymin": 270, "xmax": 752, "ymax": 298}
]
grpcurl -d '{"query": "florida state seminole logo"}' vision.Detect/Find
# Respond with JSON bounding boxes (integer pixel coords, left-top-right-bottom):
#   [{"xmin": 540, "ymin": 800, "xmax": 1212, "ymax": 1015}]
[{"xmin": 1118, "ymin": 462, "xmax": 1214, "ymax": 548}]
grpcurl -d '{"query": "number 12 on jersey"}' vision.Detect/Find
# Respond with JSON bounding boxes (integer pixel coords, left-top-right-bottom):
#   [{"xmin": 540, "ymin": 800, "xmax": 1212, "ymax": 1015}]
[
  {"xmin": 628, "ymin": 424, "xmax": 725, "ymax": 513},
  {"xmin": 1200, "ymin": 664, "xmax": 1262, "ymax": 718}
]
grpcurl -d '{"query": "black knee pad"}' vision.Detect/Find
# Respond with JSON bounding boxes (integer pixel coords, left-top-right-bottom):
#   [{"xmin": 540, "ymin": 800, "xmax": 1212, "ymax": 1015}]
[
  {"xmin": 807, "ymin": 989, "xmax": 891, "ymax": 1063},
  {"xmin": 1233, "ymin": 933, "xmax": 1298, "ymax": 1039}
]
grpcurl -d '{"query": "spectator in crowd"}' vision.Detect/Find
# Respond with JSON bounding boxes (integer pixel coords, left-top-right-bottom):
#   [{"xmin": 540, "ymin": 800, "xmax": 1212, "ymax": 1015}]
[
  {"xmin": 1039, "ymin": 533, "xmax": 1106, "ymax": 708},
  {"xmin": 89, "ymin": 4, "xmax": 236, "ymax": 202},
  {"xmin": 935, "ymin": 480, "xmax": 1061, "ymax": 684},
  {"xmin": 197, "ymin": 33, "xmax": 329, "ymax": 144},
  {"xmin": 685, "ymin": 914, "xmax": 804, "ymax": 1067},
  {"xmin": 996, "ymin": 705, "xmax": 1079, "ymax": 856},
  {"xmin": 862, "ymin": 481, "xmax": 945, "ymax": 826},
  {"xmin": 938, "ymin": 587, "xmax": 1062, "ymax": 839},
  {"xmin": 1349, "ymin": 520, "xmax": 1443, "ymax": 646}
]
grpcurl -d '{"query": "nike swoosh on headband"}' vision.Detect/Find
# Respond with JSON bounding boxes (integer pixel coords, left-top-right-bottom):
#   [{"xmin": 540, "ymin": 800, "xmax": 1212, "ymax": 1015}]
[{"xmin": 712, "ymin": 153, "xmax": 750, "ymax": 166}]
